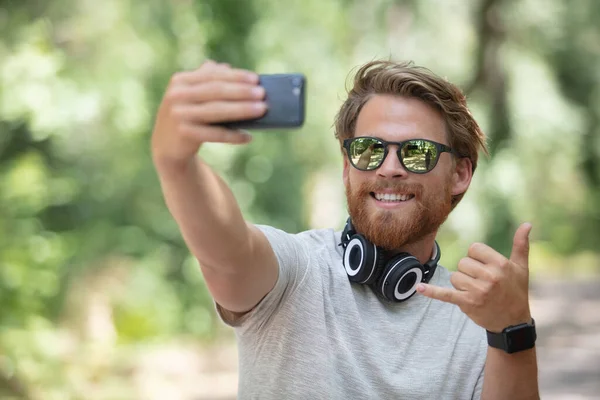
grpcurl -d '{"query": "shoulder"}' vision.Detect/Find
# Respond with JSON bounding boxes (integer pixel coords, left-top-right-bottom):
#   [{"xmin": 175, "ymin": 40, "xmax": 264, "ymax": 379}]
[{"xmin": 255, "ymin": 224, "xmax": 342, "ymax": 253}]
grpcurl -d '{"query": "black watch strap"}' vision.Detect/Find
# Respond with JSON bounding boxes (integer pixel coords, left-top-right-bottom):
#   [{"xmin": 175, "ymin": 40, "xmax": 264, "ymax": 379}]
[{"xmin": 486, "ymin": 318, "xmax": 536, "ymax": 354}]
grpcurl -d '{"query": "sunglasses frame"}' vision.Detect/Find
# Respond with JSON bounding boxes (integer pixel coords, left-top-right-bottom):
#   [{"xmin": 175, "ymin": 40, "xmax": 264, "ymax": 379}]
[{"xmin": 342, "ymin": 136, "xmax": 456, "ymax": 174}]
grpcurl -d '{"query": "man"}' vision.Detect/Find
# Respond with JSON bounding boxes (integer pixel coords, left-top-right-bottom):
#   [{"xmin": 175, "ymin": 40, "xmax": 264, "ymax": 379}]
[{"xmin": 151, "ymin": 60, "xmax": 539, "ymax": 399}]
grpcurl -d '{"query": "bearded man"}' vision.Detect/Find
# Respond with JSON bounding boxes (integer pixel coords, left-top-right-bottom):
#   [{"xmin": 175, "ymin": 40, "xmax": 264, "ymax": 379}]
[{"xmin": 151, "ymin": 59, "xmax": 539, "ymax": 399}]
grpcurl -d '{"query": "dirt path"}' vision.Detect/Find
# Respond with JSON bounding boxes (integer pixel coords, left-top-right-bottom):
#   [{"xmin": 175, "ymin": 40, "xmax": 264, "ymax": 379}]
[{"xmin": 531, "ymin": 278, "xmax": 600, "ymax": 399}]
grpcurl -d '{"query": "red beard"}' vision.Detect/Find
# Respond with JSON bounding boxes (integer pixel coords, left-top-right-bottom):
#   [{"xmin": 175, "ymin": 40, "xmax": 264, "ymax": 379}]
[{"xmin": 345, "ymin": 178, "xmax": 453, "ymax": 250}]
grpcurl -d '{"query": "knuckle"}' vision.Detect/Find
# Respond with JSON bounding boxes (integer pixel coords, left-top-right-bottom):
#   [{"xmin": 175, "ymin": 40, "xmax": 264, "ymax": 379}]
[
  {"xmin": 488, "ymin": 271, "xmax": 502, "ymax": 285},
  {"xmin": 442, "ymin": 290, "xmax": 454, "ymax": 302},
  {"xmin": 457, "ymin": 257, "xmax": 470, "ymax": 270},
  {"xmin": 200, "ymin": 60, "xmax": 217, "ymax": 70},
  {"xmin": 170, "ymin": 72, "xmax": 187, "ymax": 85},
  {"xmin": 449, "ymin": 272, "xmax": 459, "ymax": 286},
  {"xmin": 468, "ymin": 242, "xmax": 482, "ymax": 254},
  {"xmin": 165, "ymin": 86, "xmax": 185, "ymax": 103},
  {"xmin": 203, "ymin": 81, "xmax": 223, "ymax": 97},
  {"xmin": 479, "ymin": 286, "xmax": 491, "ymax": 302},
  {"xmin": 169, "ymin": 105, "xmax": 185, "ymax": 119},
  {"xmin": 469, "ymin": 295, "xmax": 484, "ymax": 308}
]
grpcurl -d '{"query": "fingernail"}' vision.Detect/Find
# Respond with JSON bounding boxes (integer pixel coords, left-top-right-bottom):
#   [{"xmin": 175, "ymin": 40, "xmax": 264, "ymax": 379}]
[
  {"xmin": 241, "ymin": 131, "xmax": 253, "ymax": 141},
  {"xmin": 254, "ymin": 102, "xmax": 267, "ymax": 111},
  {"xmin": 251, "ymin": 86, "xmax": 265, "ymax": 98},
  {"xmin": 416, "ymin": 284, "xmax": 425, "ymax": 293},
  {"xmin": 245, "ymin": 72, "xmax": 259, "ymax": 83}
]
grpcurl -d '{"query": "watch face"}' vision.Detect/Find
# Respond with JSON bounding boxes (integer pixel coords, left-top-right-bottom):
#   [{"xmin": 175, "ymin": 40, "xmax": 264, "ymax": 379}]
[{"xmin": 506, "ymin": 325, "xmax": 536, "ymax": 352}]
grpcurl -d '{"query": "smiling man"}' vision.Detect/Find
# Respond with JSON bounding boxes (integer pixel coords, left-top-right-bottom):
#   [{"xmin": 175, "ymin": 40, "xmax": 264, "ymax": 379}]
[{"xmin": 151, "ymin": 60, "xmax": 539, "ymax": 399}]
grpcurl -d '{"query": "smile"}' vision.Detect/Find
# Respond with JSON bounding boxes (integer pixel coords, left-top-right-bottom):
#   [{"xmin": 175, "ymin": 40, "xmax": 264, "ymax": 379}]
[{"xmin": 371, "ymin": 192, "xmax": 415, "ymax": 202}]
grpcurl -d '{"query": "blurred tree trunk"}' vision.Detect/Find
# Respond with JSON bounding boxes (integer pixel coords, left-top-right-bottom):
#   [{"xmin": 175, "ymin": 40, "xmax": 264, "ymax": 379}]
[
  {"xmin": 545, "ymin": 1, "xmax": 600, "ymax": 252},
  {"xmin": 467, "ymin": 0, "xmax": 515, "ymax": 256}
]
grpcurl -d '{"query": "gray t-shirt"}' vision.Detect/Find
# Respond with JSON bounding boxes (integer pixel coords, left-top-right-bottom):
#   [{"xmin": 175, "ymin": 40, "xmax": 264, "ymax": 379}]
[{"xmin": 216, "ymin": 225, "xmax": 488, "ymax": 399}]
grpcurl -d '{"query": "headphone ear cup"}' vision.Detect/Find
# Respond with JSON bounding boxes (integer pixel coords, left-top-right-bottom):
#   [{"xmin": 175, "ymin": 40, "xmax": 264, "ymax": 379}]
[
  {"xmin": 376, "ymin": 254, "xmax": 425, "ymax": 302},
  {"xmin": 343, "ymin": 234, "xmax": 379, "ymax": 284}
]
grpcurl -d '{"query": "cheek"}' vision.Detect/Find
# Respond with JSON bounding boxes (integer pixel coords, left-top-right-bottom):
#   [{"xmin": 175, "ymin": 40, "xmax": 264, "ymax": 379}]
[
  {"xmin": 347, "ymin": 170, "xmax": 367, "ymax": 188},
  {"xmin": 422, "ymin": 173, "xmax": 453, "ymax": 197}
]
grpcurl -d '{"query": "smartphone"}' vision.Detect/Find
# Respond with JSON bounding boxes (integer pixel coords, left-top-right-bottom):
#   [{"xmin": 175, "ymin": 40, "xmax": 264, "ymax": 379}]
[{"xmin": 221, "ymin": 73, "xmax": 306, "ymax": 130}]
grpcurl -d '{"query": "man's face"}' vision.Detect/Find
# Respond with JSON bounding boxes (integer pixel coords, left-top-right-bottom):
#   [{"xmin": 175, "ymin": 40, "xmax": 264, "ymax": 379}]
[{"xmin": 343, "ymin": 94, "xmax": 471, "ymax": 250}]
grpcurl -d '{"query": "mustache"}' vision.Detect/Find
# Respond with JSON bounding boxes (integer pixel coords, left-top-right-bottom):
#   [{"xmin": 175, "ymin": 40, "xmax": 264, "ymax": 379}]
[{"xmin": 358, "ymin": 181, "xmax": 423, "ymax": 195}]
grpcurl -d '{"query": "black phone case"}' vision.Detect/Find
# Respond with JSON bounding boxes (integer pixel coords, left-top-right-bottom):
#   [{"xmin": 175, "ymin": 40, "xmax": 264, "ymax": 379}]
[{"xmin": 221, "ymin": 73, "xmax": 306, "ymax": 130}]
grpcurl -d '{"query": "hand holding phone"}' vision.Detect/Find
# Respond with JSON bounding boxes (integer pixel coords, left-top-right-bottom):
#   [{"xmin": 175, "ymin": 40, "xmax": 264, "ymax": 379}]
[
  {"xmin": 219, "ymin": 73, "xmax": 306, "ymax": 130},
  {"xmin": 151, "ymin": 62, "xmax": 306, "ymax": 171},
  {"xmin": 151, "ymin": 61, "xmax": 268, "ymax": 166}
]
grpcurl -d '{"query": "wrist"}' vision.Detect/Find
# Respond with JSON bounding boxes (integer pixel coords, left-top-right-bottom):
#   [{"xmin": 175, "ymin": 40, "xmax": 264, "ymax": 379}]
[
  {"xmin": 487, "ymin": 310, "xmax": 532, "ymax": 334},
  {"xmin": 154, "ymin": 154, "xmax": 198, "ymax": 179},
  {"xmin": 486, "ymin": 318, "xmax": 536, "ymax": 354}
]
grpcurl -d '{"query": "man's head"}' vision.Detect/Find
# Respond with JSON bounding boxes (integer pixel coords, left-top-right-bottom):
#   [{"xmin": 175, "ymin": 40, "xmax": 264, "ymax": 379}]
[{"xmin": 335, "ymin": 60, "xmax": 487, "ymax": 250}]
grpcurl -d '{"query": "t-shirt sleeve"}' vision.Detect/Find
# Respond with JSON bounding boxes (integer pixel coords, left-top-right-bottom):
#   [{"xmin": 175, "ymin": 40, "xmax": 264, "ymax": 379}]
[
  {"xmin": 214, "ymin": 224, "xmax": 311, "ymax": 332},
  {"xmin": 472, "ymin": 360, "xmax": 485, "ymax": 399}
]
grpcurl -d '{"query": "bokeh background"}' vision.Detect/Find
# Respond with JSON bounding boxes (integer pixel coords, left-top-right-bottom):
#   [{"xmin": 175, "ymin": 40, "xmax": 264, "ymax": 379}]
[{"xmin": 1, "ymin": 0, "xmax": 599, "ymax": 399}]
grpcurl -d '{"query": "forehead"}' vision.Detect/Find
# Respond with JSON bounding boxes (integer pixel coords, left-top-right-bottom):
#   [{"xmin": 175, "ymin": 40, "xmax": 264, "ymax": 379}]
[{"xmin": 354, "ymin": 94, "xmax": 447, "ymax": 143}]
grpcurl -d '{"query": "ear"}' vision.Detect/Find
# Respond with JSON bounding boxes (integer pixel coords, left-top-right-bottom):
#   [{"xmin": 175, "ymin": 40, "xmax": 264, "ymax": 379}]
[{"xmin": 451, "ymin": 157, "xmax": 473, "ymax": 197}]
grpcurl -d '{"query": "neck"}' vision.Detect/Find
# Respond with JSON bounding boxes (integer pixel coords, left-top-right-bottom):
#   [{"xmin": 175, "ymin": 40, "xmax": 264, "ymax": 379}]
[{"xmin": 386, "ymin": 231, "xmax": 438, "ymax": 264}]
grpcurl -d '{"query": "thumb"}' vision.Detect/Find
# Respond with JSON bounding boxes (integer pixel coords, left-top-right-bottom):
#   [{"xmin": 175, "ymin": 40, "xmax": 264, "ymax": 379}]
[{"xmin": 510, "ymin": 222, "xmax": 532, "ymax": 268}]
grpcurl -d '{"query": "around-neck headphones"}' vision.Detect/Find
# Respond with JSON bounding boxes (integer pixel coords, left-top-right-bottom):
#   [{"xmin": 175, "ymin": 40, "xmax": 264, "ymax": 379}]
[{"xmin": 340, "ymin": 218, "xmax": 440, "ymax": 302}]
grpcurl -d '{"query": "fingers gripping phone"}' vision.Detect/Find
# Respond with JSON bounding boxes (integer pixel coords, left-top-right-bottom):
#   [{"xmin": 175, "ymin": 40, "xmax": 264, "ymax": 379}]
[{"xmin": 221, "ymin": 73, "xmax": 306, "ymax": 130}]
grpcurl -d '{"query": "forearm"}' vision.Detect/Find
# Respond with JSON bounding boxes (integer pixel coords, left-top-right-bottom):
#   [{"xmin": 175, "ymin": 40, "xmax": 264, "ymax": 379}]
[
  {"xmin": 155, "ymin": 156, "xmax": 251, "ymax": 271},
  {"xmin": 481, "ymin": 346, "xmax": 539, "ymax": 400}
]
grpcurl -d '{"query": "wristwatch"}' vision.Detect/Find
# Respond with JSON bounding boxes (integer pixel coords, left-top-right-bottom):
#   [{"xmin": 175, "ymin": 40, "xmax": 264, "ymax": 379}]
[{"xmin": 486, "ymin": 319, "xmax": 536, "ymax": 354}]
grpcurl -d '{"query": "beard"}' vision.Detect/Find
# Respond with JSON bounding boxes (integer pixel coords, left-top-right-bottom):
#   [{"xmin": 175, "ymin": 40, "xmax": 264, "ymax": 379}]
[{"xmin": 345, "ymin": 176, "xmax": 453, "ymax": 250}]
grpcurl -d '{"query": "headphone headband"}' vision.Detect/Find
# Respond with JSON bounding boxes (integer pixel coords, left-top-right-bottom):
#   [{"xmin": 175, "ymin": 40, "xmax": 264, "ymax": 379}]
[
  {"xmin": 340, "ymin": 218, "xmax": 355, "ymax": 249},
  {"xmin": 423, "ymin": 240, "xmax": 440, "ymax": 281}
]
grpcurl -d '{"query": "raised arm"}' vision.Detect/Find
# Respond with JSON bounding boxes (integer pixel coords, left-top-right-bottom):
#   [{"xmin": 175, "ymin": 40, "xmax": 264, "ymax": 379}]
[
  {"xmin": 151, "ymin": 61, "xmax": 279, "ymax": 314},
  {"xmin": 417, "ymin": 223, "xmax": 539, "ymax": 399}
]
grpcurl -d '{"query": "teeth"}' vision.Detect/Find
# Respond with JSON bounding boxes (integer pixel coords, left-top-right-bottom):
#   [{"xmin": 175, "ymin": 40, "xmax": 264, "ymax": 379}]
[{"xmin": 374, "ymin": 193, "xmax": 412, "ymax": 202}]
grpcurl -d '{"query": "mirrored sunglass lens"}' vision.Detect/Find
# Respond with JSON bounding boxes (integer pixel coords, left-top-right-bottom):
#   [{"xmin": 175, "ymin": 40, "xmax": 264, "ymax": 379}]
[
  {"xmin": 350, "ymin": 138, "xmax": 385, "ymax": 170},
  {"xmin": 401, "ymin": 140, "xmax": 438, "ymax": 172}
]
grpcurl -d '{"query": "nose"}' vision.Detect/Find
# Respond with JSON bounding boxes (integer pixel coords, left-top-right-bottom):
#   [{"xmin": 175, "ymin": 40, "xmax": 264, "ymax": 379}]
[{"xmin": 377, "ymin": 148, "xmax": 408, "ymax": 179}]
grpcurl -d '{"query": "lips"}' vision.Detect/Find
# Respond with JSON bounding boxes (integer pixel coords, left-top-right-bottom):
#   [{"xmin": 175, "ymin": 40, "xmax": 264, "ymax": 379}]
[{"xmin": 372, "ymin": 192, "xmax": 415, "ymax": 202}]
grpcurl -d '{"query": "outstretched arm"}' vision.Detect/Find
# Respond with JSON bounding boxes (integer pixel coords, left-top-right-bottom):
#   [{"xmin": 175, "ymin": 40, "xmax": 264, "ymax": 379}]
[{"xmin": 152, "ymin": 61, "xmax": 279, "ymax": 314}]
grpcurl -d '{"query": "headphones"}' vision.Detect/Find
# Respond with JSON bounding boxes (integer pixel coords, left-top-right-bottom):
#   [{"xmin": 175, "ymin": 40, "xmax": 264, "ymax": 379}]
[{"xmin": 340, "ymin": 218, "xmax": 440, "ymax": 302}]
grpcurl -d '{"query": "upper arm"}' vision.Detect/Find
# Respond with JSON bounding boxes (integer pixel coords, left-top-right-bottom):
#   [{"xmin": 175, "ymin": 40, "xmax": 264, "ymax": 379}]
[{"xmin": 201, "ymin": 223, "xmax": 279, "ymax": 314}]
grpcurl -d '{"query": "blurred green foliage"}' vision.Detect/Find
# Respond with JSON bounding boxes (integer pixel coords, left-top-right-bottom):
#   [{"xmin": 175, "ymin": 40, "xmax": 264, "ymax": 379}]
[{"xmin": 1, "ymin": 0, "xmax": 600, "ymax": 397}]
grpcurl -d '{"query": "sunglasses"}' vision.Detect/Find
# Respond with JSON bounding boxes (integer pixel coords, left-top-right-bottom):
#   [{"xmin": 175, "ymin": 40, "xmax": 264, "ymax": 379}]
[{"xmin": 343, "ymin": 136, "xmax": 456, "ymax": 174}]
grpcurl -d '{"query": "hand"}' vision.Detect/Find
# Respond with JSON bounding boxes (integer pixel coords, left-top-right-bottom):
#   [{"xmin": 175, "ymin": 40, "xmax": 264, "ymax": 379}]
[
  {"xmin": 151, "ymin": 60, "xmax": 267, "ymax": 168},
  {"xmin": 417, "ymin": 223, "xmax": 533, "ymax": 332}
]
